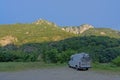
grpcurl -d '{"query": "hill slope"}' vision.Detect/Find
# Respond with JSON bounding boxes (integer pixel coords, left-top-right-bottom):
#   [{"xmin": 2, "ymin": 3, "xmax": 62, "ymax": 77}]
[
  {"xmin": 0, "ymin": 20, "xmax": 120, "ymax": 63},
  {"xmin": 0, "ymin": 20, "xmax": 120, "ymax": 45},
  {"xmin": 0, "ymin": 20, "xmax": 74, "ymax": 46},
  {"xmin": 80, "ymin": 28, "xmax": 120, "ymax": 38}
]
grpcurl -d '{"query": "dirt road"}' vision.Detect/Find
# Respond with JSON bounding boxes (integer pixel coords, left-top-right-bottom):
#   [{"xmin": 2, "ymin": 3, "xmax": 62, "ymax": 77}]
[{"xmin": 0, "ymin": 67, "xmax": 120, "ymax": 80}]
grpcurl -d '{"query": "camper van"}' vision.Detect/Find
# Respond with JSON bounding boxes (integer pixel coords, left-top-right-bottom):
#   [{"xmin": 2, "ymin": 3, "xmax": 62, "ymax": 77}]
[{"xmin": 68, "ymin": 53, "xmax": 91, "ymax": 70}]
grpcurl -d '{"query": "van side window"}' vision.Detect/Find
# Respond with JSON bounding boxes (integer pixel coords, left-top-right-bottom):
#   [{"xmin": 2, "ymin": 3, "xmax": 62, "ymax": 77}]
[{"xmin": 71, "ymin": 57, "xmax": 73, "ymax": 61}]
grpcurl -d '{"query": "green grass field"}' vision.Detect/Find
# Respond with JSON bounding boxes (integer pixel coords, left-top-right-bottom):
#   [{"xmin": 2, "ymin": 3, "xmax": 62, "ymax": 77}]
[
  {"xmin": 0, "ymin": 62, "xmax": 66, "ymax": 72},
  {"xmin": 0, "ymin": 62, "xmax": 120, "ymax": 72},
  {"xmin": 92, "ymin": 63, "xmax": 120, "ymax": 72}
]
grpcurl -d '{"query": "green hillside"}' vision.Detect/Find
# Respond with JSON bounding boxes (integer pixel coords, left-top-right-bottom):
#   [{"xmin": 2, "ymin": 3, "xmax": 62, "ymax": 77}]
[
  {"xmin": 80, "ymin": 28, "xmax": 120, "ymax": 38},
  {"xmin": 0, "ymin": 22, "xmax": 74, "ymax": 45},
  {"xmin": 0, "ymin": 21, "xmax": 120, "ymax": 46}
]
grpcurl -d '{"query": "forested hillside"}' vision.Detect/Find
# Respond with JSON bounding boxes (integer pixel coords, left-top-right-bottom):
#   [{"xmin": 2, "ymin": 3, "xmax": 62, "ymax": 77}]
[{"xmin": 0, "ymin": 36, "xmax": 120, "ymax": 64}]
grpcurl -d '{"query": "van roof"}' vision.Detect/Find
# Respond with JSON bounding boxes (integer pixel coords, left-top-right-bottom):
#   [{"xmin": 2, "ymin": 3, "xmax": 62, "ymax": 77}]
[{"xmin": 71, "ymin": 53, "xmax": 89, "ymax": 58}]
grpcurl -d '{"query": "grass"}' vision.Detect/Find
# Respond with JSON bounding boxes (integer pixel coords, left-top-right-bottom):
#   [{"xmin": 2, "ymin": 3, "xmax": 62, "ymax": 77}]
[
  {"xmin": 0, "ymin": 23, "xmax": 74, "ymax": 45},
  {"xmin": 0, "ymin": 62, "xmax": 120, "ymax": 72},
  {"xmin": 92, "ymin": 63, "xmax": 120, "ymax": 72},
  {"xmin": 0, "ymin": 62, "xmax": 66, "ymax": 72}
]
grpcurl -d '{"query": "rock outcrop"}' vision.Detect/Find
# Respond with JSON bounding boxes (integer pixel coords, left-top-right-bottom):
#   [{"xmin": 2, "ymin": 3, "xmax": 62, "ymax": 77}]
[
  {"xmin": 61, "ymin": 24, "xmax": 94, "ymax": 34},
  {"xmin": 0, "ymin": 36, "xmax": 17, "ymax": 46},
  {"xmin": 33, "ymin": 19, "xmax": 57, "ymax": 27}
]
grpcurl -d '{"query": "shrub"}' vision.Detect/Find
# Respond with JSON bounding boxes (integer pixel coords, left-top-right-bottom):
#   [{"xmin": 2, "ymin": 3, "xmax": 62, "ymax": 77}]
[
  {"xmin": 112, "ymin": 56, "xmax": 120, "ymax": 66},
  {"xmin": 0, "ymin": 50, "xmax": 38, "ymax": 62}
]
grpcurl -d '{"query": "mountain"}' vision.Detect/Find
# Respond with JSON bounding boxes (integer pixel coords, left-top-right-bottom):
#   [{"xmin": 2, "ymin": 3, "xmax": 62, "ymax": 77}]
[
  {"xmin": 0, "ymin": 20, "xmax": 74, "ymax": 46},
  {"xmin": 0, "ymin": 20, "xmax": 120, "ymax": 46},
  {"xmin": 0, "ymin": 19, "xmax": 120, "ymax": 63}
]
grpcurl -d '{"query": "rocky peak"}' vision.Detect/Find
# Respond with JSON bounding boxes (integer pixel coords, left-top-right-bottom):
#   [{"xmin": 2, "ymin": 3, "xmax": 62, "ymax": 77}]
[
  {"xmin": 61, "ymin": 24, "xmax": 94, "ymax": 34},
  {"xmin": 33, "ymin": 19, "xmax": 57, "ymax": 27}
]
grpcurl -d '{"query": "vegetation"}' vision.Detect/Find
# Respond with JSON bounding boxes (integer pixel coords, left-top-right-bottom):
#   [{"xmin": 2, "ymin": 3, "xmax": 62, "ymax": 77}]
[
  {"xmin": 0, "ymin": 62, "xmax": 120, "ymax": 72},
  {"xmin": 112, "ymin": 56, "xmax": 120, "ymax": 66},
  {"xmin": 0, "ymin": 62, "xmax": 65, "ymax": 71},
  {"xmin": 92, "ymin": 63, "xmax": 120, "ymax": 72},
  {"xmin": 0, "ymin": 23, "xmax": 74, "ymax": 45},
  {"xmin": 81, "ymin": 28, "xmax": 120, "ymax": 38},
  {"xmin": 42, "ymin": 36, "xmax": 120, "ymax": 63},
  {"xmin": 0, "ymin": 20, "xmax": 120, "ymax": 68},
  {"xmin": 0, "ymin": 36, "xmax": 120, "ymax": 64}
]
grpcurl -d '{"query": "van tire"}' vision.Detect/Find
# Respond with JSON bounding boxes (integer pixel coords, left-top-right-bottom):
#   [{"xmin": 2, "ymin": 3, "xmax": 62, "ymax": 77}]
[
  {"xmin": 68, "ymin": 64, "xmax": 71, "ymax": 68},
  {"xmin": 83, "ymin": 68, "xmax": 88, "ymax": 71},
  {"xmin": 75, "ymin": 65, "xmax": 79, "ymax": 71},
  {"xmin": 86, "ymin": 68, "xmax": 88, "ymax": 70}
]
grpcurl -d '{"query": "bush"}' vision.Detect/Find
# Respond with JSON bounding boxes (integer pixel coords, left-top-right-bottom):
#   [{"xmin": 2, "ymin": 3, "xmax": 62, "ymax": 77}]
[
  {"xmin": 0, "ymin": 50, "xmax": 38, "ymax": 62},
  {"xmin": 42, "ymin": 49, "xmax": 58, "ymax": 63},
  {"xmin": 57, "ymin": 50, "xmax": 75, "ymax": 63},
  {"xmin": 112, "ymin": 56, "xmax": 120, "ymax": 66}
]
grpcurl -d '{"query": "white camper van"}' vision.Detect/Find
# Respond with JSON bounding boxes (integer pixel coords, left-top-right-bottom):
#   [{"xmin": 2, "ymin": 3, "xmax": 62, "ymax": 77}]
[{"xmin": 68, "ymin": 53, "xmax": 91, "ymax": 70}]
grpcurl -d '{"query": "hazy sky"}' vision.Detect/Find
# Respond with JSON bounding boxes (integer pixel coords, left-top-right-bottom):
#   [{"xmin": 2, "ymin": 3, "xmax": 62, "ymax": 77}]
[{"xmin": 0, "ymin": 0, "xmax": 120, "ymax": 30}]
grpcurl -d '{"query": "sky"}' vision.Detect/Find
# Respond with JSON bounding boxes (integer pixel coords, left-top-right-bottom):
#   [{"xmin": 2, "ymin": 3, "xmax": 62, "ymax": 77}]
[{"xmin": 0, "ymin": 0, "xmax": 120, "ymax": 30}]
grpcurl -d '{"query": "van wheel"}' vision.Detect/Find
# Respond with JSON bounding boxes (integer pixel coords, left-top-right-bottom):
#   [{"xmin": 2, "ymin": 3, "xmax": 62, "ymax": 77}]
[
  {"xmin": 75, "ymin": 65, "xmax": 79, "ymax": 71},
  {"xmin": 83, "ymin": 68, "xmax": 88, "ymax": 71},
  {"xmin": 86, "ymin": 68, "xmax": 88, "ymax": 70},
  {"xmin": 68, "ymin": 64, "xmax": 71, "ymax": 68}
]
